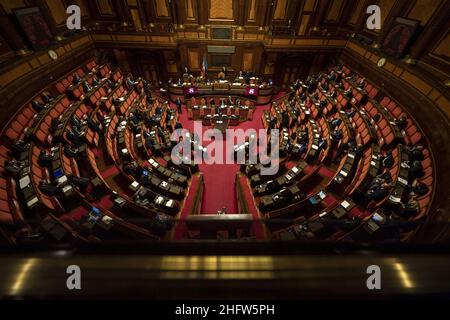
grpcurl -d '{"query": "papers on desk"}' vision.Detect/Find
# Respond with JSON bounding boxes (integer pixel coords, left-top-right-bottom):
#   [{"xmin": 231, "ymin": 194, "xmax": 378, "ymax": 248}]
[
  {"xmin": 165, "ymin": 200, "xmax": 174, "ymax": 207},
  {"xmin": 389, "ymin": 195, "xmax": 402, "ymax": 203},
  {"xmin": 27, "ymin": 197, "xmax": 39, "ymax": 208},
  {"xmin": 312, "ymin": 144, "xmax": 319, "ymax": 150},
  {"xmin": 340, "ymin": 170, "xmax": 348, "ymax": 177},
  {"xmin": 314, "ymin": 133, "xmax": 320, "ymax": 138},
  {"xmin": 292, "ymin": 166, "xmax": 299, "ymax": 173},
  {"xmin": 318, "ymin": 190, "xmax": 327, "ymax": 199},
  {"xmin": 121, "ymin": 148, "xmax": 129, "ymax": 155},
  {"xmin": 341, "ymin": 200, "xmax": 351, "ymax": 209},
  {"xmin": 57, "ymin": 175, "xmax": 68, "ymax": 185},
  {"xmin": 348, "ymin": 153, "xmax": 355, "ymax": 159},
  {"xmin": 130, "ymin": 181, "xmax": 140, "ymax": 191},
  {"xmin": 398, "ymin": 177, "xmax": 408, "ymax": 186},
  {"xmin": 19, "ymin": 175, "xmax": 31, "ymax": 189},
  {"xmin": 371, "ymin": 160, "xmax": 377, "ymax": 167},
  {"xmin": 62, "ymin": 184, "xmax": 73, "ymax": 194},
  {"xmin": 160, "ymin": 181, "xmax": 168, "ymax": 188},
  {"xmin": 155, "ymin": 196, "xmax": 164, "ymax": 205}
]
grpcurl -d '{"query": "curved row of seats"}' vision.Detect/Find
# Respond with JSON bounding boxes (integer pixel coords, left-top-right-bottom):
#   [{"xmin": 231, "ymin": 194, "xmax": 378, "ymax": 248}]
[{"xmin": 246, "ymin": 62, "xmax": 434, "ymax": 241}]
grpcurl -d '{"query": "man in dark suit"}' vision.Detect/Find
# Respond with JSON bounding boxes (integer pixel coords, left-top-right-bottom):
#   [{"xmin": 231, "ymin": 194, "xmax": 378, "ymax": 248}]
[
  {"xmin": 175, "ymin": 98, "xmax": 182, "ymax": 114},
  {"xmin": 72, "ymin": 73, "xmax": 81, "ymax": 85},
  {"xmin": 64, "ymin": 144, "xmax": 78, "ymax": 158},
  {"xmin": 3, "ymin": 160, "xmax": 23, "ymax": 178},
  {"xmin": 381, "ymin": 150, "xmax": 394, "ymax": 168},
  {"xmin": 39, "ymin": 180, "xmax": 60, "ymax": 197},
  {"xmin": 31, "ymin": 100, "xmax": 46, "ymax": 112},
  {"xmin": 38, "ymin": 150, "xmax": 54, "ymax": 168}
]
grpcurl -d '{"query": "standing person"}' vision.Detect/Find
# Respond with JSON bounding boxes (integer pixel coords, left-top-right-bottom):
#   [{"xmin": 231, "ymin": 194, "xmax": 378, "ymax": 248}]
[{"xmin": 175, "ymin": 97, "xmax": 182, "ymax": 114}]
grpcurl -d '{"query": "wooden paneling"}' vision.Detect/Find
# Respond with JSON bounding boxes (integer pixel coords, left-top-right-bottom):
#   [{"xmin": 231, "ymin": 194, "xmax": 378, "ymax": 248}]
[
  {"xmin": 349, "ymin": 0, "xmax": 365, "ymax": 26},
  {"xmin": 242, "ymin": 52, "xmax": 254, "ymax": 71},
  {"xmin": 188, "ymin": 48, "xmax": 200, "ymax": 69},
  {"xmin": 45, "ymin": 0, "xmax": 68, "ymax": 25},
  {"xmin": 297, "ymin": 15, "xmax": 311, "ymax": 35},
  {"xmin": 97, "ymin": 0, "xmax": 114, "ymax": 16},
  {"xmin": 248, "ymin": 0, "xmax": 257, "ymax": 22},
  {"xmin": 209, "ymin": 0, "xmax": 233, "ymax": 20},
  {"xmin": 431, "ymin": 31, "xmax": 450, "ymax": 61},
  {"xmin": 326, "ymin": 0, "xmax": 344, "ymax": 22},
  {"xmin": 273, "ymin": 0, "xmax": 288, "ymax": 20},
  {"xmin": 186, "ymin": 0, "xmax": 196, "ymax": 20},
  {"xmin": 0, "ymin": 0, "xmax": 26, "ymax": 13},
  {"xmin": 407, "ymin": 0, "xmax": 442, "ymax": 26},
  {"xmin": 155, "ymin": 0, "xmax": 169, "ymax": 17},
  {"xmin": 303, "ymin": 0, "xmax": 316, "ymax": 12},
  {"xmin": 378, "ymin": 0, "xmax": 396, "ymax": 31}
]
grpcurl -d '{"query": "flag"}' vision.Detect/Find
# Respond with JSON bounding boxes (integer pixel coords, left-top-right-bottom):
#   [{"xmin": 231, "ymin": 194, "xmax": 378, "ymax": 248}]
[{"xmin": 201, "ymin": 54, "xmax": 208, "ymax": 77}]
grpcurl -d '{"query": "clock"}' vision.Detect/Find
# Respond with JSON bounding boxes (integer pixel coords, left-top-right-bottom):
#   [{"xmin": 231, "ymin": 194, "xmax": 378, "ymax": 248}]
[
  {"xmin": 48, "ymin": 50, "xmax": 58, "ymax": 61},
  {"xmin": 377, "ymin": 57, "xmax": 386, "ymax": 67}
]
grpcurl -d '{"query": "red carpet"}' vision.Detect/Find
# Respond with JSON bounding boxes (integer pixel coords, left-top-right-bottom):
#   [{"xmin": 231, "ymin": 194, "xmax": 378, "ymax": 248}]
[
  {"xmin": 67, "ymin": 206, "xmax": 88, "ymax": 221},
  {"xmin": 101, "ymin": 166, "xmax": 119, "ymax": 179}
]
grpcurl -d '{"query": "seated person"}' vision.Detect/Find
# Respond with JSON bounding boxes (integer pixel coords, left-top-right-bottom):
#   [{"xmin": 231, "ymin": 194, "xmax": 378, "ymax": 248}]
[
  {"xmin": 123, "ymin": 161, "xmax": 138, "ymax": 176},
  {"xmin": 31, "ymin": 99, "xmax": 46, "ymax": 112},
  {"xmin": 409, "ymin": 180, "xmax": 429, "ymax": 197},
  {"xmin": 408, "ymin": 160, "xmax": 424, "ymax": 180},
  {"xmin": 91, "ymin": 76, "xmax": 99, "ymax": 87},
  {"xmin": 38, "ymin": 150, "xmax": 54, "ymax": 168},
  {"xmin": 42, "ymin": 92, "xmax": 54, "ymax": 104},
  {"xmin": 318, "ymin": 138, "xmax": 328, "ymax": 151},
  {"xmin": 11, "ymin": 139, "xmax": 29, "ymax": 157},
  {"xmin": 372, "ymin": 113, "xmax": 381, "ymax": 123},
  {"xmin": 82, "ymin": 81, "xmax": 92, "ymax": 94},
  {"xmin": 50, "ymin": 116, "xmax": 62, "ymax": 134},
  {"xmin": 331, "ymin": 129, "xmax": 343, "ymax": 142},
  {"xmin": 281, "ymin": 111, "xmax": 290, "ymax": 128},
  {"xmin": 407, "ymin": 144, "xmax": 424, "ymax": 162},
  {"xmin": 145, "ymin": 136, "xmax": 154, "ymax": 149},
  {"xmin": 69, "ymin": 175, "xmax": 90, "ymax": 191},
  {"xmin": 397, "ymin": 196, "xmax": 420, "ymax": 219},
  {"xmin": 3, "ymin": 159, "xmax": 24, "ymax": 178},
  {"xmin": 394, "ymin": 116, "xmax": 408, "ymax": 130},
  {"xmin": 330, "ymin": 117, "xmax": 342, "ymax": 130},
  {"xmin": 357, "ymin": 78, "xmax": 366, "ymax": 89},
  {"xmin": 344, "ymin": 88, "xmax": 353, "ymax": 99},
  {"xmin": 86, "ymin": 115, "xmax": 102, "ymax": 133},
  {"xmin": 174, "ymin": 122, "xmax": 183, "ymax": 130},
  {"xmin": 365, "ymin": 182, "xmax": 391, "ymax": 201},
  {"xmin": 112, "ymin": 98, "xmax": 122, "ymax": 107},
  {"xmin": 346, "ymin": 107, "xmax": 356, "ymax": 118},
  {"xmin": 72, "ymin": 73, "xmax": 81, "ymax": 85},
  {"xmin": 106, "ymin": 78, "xmax": 117, "ymax": 90},
  {"xmin": 64, "ymin": 144, "xmax": 78, "ymax": 158},
  {"xmin": 39, "ymin": 180, "xmax": 60, "ymax": 197},
  {"xmin": 66, "ymin": 129, "xmax": 84, "ymax": 148},
  {"xmin": 70, "ymin": 115, "xmax": 82, "ymax": 128},
  {"xmin": 381, "ymin": 150, "xmax": 394, "ymax": 168},
  {"xmin": 319, "ymin": 98, "xmax": 327, "ymax": 109},
  {"xmin": 334, "ymin": 141, "xmax": 353, "ymax": 163},
  {"xmin": 329, "ymin": 89, "xmax": 337, "ymax": 99}
]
